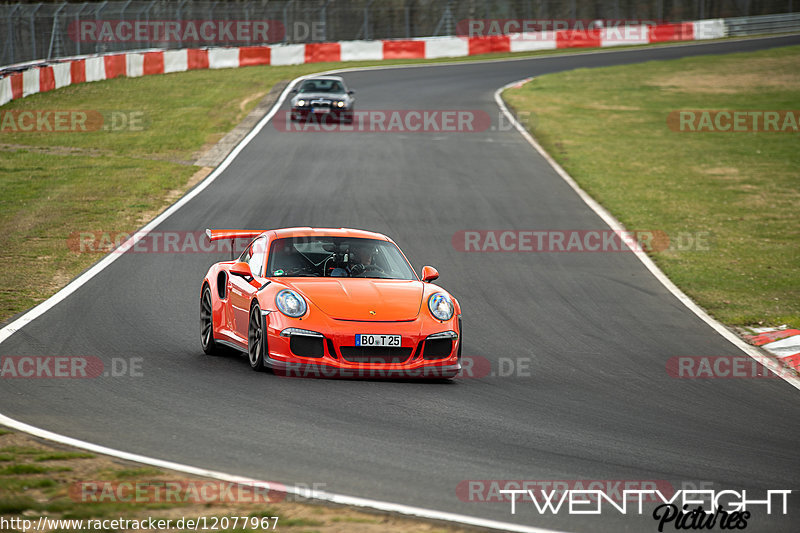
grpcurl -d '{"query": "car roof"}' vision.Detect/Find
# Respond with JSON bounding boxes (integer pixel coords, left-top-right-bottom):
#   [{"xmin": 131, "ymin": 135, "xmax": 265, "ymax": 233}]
[
  {"xmin": 270, "ymin": 227, "xmax": 391, "ymax": 242},
  {"xmin": 302, "ymin": 75, "xmax": 345, "ymax": 82}
]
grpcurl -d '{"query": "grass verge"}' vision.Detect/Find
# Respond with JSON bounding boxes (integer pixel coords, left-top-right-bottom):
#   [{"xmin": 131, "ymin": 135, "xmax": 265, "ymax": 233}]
[
  {"xmin": 0, "ymin": 426, "xmax": 468, "ymax": 532},
  {"xmin": 503, "ymin": 45, "xmax": 800, "ymax": 328}
]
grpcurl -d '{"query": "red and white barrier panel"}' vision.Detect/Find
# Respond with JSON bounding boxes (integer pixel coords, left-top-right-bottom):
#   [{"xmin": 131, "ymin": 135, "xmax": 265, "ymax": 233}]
[
  {"xmin": 0, "ymin": 19, "xmax": 725, "ymax": 107},
  {"xmin": 744, "ymin": 328, "xmax": 800, "ymax": 371}
]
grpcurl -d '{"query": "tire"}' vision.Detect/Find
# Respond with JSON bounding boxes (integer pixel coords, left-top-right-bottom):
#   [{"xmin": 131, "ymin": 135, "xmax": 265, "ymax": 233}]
[
  {"xmin": 248, "ymin": 303, "xmax": 268, "ymax": 372},
  {"xmin": 200, "ymin": 286, "xmax": 220, "ymax": 355}
]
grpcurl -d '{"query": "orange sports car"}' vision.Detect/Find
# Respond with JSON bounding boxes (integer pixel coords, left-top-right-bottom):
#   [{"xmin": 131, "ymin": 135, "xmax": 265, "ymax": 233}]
[{"xmin": 200, "ymin": 227, "xmax": 462, "ymax": 378}]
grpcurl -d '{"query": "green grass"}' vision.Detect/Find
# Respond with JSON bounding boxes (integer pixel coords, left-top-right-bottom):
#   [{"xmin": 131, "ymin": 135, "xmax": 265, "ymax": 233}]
[
  {"xmin": 0, "ymin": 496, "xmax": 39, "ymax": 514},
  {"xmin": 0, "ymin": 463, "xmax": 53, "ymax": 475},
  {"xmin": 248, "ymin": 508, "xmax": 281, "ymax": 518},
  {"xmin": 503, "ymin": 45, "xmax": 800, "ymax": 328},
  {"xmin": 279, "ymin": 518, "xmax": 325, "ymax": 527},
  {"xmin": 0, "ymin": 476, "xmax": 58, "ymax": 490},
  {"xmin": 34, "ymin": 452, "xmax": 96, "ymax": 461},
  {"xmin": 330, "ymin": 515, "xmax": 380, "ymax": 523},
  {"xmin": 0, "ymin": 446, "xmax": 44, "ymax": 455},
  {"xmin": 103, "ymin": 467, "xmax": 164, "ymax": 479}
]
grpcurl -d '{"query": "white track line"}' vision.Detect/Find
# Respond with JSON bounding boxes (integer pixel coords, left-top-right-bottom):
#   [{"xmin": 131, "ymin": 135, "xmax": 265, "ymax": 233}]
[
  {"xmin": 1, "ymin": 38, "xmax": 796, "ymax": 533},
  {"xmin": 0, "ymin": 416, "xmax": 561, "ymax": 533},
  {"xmin": 494, "ymin": 79, "xmax": 800, "ymax": 392}
]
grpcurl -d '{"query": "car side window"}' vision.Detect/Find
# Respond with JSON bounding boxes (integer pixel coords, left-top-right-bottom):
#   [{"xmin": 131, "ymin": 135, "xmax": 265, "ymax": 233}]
[{"xmin": 246, "ymin": 237, "xmax": 266, "ymax": 277}]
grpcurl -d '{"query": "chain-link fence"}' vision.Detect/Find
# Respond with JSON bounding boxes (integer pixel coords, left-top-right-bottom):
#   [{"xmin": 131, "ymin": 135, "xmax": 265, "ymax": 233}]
[{"xmin": 2, "ymin": 0, "xmax": 798, "ymax": 66}]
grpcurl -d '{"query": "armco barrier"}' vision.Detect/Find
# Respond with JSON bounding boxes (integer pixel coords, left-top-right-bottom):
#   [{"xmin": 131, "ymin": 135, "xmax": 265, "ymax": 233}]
[{"xmin": 0, "ymin": 19, "xmax": 726, "ymax": 108}]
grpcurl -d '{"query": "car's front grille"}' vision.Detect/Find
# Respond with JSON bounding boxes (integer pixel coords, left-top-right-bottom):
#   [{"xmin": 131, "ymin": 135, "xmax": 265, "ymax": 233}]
[
  {"xmin": 340, "ymin": 346, "xmax": 413, "ymax": 364},
  {"xmin": 290, "ymin": 336, "xmax": 324, "ymax": 358},
  {"xmin": 310, "ymin": 99, "xmax": 331, "ymax": 108},
  {"xmin": 422, "ymin": 338, "xmax": 453, "ymax": 360}
]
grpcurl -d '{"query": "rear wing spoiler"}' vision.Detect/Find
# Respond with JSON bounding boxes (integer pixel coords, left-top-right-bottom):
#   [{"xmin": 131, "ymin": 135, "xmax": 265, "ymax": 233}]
[{"xmin": 205, "ymin": 229, "xmax": 266, "ymax": 259}]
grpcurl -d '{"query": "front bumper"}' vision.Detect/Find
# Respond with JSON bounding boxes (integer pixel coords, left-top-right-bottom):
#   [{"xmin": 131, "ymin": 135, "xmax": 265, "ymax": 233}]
[
  {"xmin": 291, "ymin": 107, "xmax": 353, "ymax": 122},
  {"xmin": 263, "ymin": 315, "xmax": 461, "ymax": 379}
]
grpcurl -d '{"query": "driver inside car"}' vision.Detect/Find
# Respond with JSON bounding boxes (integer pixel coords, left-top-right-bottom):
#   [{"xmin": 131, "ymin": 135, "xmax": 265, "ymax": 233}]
[
  {"xmin": 330, "ymin": 242, "xmax": 381, "ymax": 277},
  {"xmin": 348, "ymin": 243, "xmax": 375, "ymax": 276}
]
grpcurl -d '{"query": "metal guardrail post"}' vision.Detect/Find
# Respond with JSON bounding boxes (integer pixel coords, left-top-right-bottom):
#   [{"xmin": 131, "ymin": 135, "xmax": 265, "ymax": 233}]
[
  {"xmin": 75, "ymin": 2, "xmax": 90, "ymax": 57},
  {"xmin": 95, "ymin": 1, "xmax": 108, "ymax": 55},
  {"xmin": 119, "ymin": 0, "xmax": 132, "ymax": 53},
  {"xmin": 30, "ymin": 3, "xmax": 43, "ymax": 61},
  {"xmin": 144, "ymin": 0, "xmax": 156, "ymax": 51},
  {"xmin": 47, "ymin": 2, "xmax": 67, "ymax": 60},
  {"xmin": 319, "ymin": 0, "xmax": 330, "ymax": 42},
  {"xmin": 283, "ymin": 0, "xmax": 295, "ymax": 43},
  {"xmin": 177, "ymin": 0, "xmax": 189, "ymax": 48},
  {"xmin": 405, "ymin": 0, "xmax": 410, "ymax": 38},
  {"xmin": 363, "ymin": 0, "xmax": 377, "ymax": 41},
  {"xmin": 6, "ymin": 4, "xmax": 21, "ymax": 65}
]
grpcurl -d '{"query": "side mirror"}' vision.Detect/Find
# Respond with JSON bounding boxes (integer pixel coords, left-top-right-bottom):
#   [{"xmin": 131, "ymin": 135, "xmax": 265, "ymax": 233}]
[
  {"xmin": 230, "ymin": 261, "xmax": 253, "ymax": 278},
  {"xmin": 421, "ymin": 266, "xmax": 439, "ymax": 282},
  {"xmin": 290, "ymin": 88, "xmax": 298, "ymax": 94},
  {"xmin": 347, "ymin": 90, "xmax": 354, "ymax": 96}
]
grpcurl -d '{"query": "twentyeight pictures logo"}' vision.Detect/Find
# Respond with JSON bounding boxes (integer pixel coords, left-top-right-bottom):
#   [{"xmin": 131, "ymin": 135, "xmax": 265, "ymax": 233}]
[{"xmin": 491, "ymin": 486, "xmax": 790, "ymax": 531}]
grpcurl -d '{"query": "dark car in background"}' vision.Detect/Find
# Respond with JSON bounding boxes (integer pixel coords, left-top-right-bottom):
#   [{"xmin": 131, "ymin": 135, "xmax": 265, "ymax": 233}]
[{"xmin": 290, "ymin": 75, "xmax": 355, "ymax": 123}]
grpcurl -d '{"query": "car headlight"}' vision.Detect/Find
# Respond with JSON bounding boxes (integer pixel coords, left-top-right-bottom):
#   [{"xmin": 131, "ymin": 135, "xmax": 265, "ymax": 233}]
[
  {"xmin": 276, "ymin": 290, "xmax": 307, "ymax": 318},
  {"xmin": 295, "ymin": 99, "xmax": 307, "ymax": 107},
  {"xmin": 334, "ymin": 101, "xmax": 345, "ymax": 108},
  {"xmin": 428, "ymin": 292, "xmax": 454, "ymax": 321}
]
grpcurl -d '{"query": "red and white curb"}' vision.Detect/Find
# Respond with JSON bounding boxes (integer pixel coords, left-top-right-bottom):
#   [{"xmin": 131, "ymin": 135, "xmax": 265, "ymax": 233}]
[
  {"xmin": 743, "ymin": 327, "xmax": 800, "ymax": 371},
  {"xmin": 1, "ymin": 19, "xmax": 725, "ymax": 108}
]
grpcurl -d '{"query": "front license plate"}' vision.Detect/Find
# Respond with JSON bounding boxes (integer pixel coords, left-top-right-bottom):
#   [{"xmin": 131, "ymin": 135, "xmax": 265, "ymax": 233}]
[
  {"xmin": 313, "ymin": 107, "xmax": 330, "ymax": 114},
  {"xmin": 355, "ymin": 334, "xmax": 401, "ymax": 347}
]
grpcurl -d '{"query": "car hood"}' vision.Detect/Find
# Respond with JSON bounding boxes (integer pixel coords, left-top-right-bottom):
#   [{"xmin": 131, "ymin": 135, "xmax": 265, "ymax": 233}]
[{"xmin": 284, "ymin": 279, "xmax": 423, "ymax": 321}]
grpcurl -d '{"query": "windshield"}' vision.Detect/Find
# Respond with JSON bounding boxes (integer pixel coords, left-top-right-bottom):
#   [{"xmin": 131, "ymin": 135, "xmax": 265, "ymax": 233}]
[
  {"xmin": 298, "ymin": 79, "xmax": 344, "ymax": 93},
  {"xmin": 267, "ymin": 237, "xmax": 417, "ymax": 280}
]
